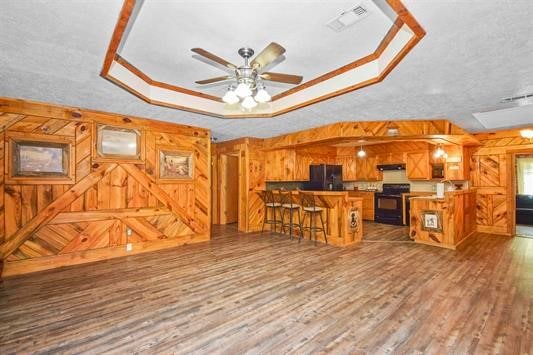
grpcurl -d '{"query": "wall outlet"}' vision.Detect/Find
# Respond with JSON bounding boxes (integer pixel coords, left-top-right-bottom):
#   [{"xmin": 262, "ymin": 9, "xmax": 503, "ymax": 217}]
[
  {"xmin": 126, "ymin": 228, "xmax": 133, "ymax": 236},
  {"xmin": 126, "ymin": 243, "xmax": 133, "ymax": 252}
]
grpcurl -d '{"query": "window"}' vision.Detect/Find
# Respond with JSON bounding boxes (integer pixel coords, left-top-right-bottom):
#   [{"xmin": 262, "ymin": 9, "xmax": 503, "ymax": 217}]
[{"xmin": 517, "ymin": 157, "xmax": 533, "ymax": 195}]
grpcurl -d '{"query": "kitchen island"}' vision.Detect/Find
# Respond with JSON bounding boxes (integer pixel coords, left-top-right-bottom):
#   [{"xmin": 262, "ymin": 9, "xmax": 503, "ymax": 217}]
[
  {"xmin": 409, "ymin": 189, "xmax": 476, "ymax": 249},
  {"xmin": 267, "ymin": 190, "xmax": 364, "ymax": 247}
]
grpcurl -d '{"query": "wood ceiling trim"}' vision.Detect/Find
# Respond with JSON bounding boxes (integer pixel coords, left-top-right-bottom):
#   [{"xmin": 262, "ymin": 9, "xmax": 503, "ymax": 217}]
[
  {"xmin": 114, "ymin": 54, "xmax": 222, "ymax": 102},
  {"xmin": 374, "ymin": 18, "xmax": 404, "ymax": 57},
  {"xmin": 101, "ymin": 0, "xmax": 425, "ymax": 118},
  {"xmin": 101, "ymin": 0, "xmax": 136, "ymax": 77}
]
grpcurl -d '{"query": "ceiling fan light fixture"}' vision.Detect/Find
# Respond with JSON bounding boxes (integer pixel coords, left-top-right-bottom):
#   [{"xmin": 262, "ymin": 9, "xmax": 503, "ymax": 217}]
[
  {"xmin": 241, "ymin": 96, "xmax": 258, "ymax": 110},
  {"xmin": 254, "ymin": 88, "xmax": 271, "ymax": 103},
  {"xmin": 222, "ymin": 87, "xmax": 239, "ymax": 104},
  {"xmin": 235, "ymin": 82, "xmax": 252, "ymax": 98}
]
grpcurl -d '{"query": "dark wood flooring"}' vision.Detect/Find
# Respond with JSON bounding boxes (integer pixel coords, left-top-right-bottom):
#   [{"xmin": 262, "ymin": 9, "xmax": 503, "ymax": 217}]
[{"xmin": 0, "ymin": 225, "xmax": 532, "ymax": 354}]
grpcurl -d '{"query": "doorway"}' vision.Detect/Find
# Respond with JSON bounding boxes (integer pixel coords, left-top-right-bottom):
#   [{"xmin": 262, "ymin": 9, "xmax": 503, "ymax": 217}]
[
  {"xmin": 515, "ymin": 154, "xmax": 533, "ymax": 238},
  {"xmin": 219, "ymin": 154, "xmax": 239, "ymax": 224}
]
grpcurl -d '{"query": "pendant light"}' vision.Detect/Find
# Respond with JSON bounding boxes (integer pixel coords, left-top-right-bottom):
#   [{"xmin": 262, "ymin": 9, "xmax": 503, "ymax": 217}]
[
  {"xmin": 357, "ymin": 145, "xmax": 366, "ymax": 158},
  {"xmin": 433, "ymin": 144, "xmax": 445, "ymax": 158}
]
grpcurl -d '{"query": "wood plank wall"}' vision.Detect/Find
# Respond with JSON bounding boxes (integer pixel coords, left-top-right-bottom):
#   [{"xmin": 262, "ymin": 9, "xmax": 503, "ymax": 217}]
[
  {"xmin": 470, "ymin": 128, "xmax": 533, "ymax": 236},
  {"xmin": 212, "ymin": 138, "xmax": 265, "ymax": 232},
  {"xmin": 0, "ymin": 97, "xmax": 211, "ymax": 276}
]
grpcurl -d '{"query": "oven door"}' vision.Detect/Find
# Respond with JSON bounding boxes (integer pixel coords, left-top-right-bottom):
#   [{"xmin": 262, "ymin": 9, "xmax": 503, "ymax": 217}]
[{"xmin": 374, "ymin": 194, "xmax": 403, "ymax": 225}]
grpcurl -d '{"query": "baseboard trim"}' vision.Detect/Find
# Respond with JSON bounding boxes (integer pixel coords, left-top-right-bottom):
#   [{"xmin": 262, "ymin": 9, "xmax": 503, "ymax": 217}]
[{"xmin": 3, "ymin": 234, "xmax": 209, "ymax": 277}]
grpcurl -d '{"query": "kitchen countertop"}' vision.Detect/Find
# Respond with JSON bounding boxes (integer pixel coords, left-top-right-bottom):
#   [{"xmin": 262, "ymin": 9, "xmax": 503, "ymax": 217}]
[{"xmin": 409, "ymin": 189, "xmax": 474, "ymax": 201}]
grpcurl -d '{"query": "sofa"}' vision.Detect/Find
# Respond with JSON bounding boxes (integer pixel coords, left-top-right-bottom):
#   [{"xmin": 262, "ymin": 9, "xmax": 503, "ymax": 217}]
[{"xmin": 516, "ymin": 194, "xmax": 533, "ymax": 225}]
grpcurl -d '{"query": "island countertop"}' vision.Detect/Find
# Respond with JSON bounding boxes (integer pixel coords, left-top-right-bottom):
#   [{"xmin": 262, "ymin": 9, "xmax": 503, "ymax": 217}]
[
  {"xmin": 409, "ymin": 189, "xmax": 476, "ymax": 249},
  {"xmin": 264, "ymin": 190, "xmax": 364, "ymax": 247},
  {"xmin": 409, "ymin": 189, "xmax": 476, "ymax": 201}
]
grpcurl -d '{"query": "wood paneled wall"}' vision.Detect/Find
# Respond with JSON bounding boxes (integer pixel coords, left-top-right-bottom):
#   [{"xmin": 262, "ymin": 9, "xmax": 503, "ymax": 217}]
[
  {"xmin": 471, "ymin": 128, "xmax": 533, "ymax": 236},
  {"xmin": 0, "ymin": 97, "xmax": 211, "ymax": 277},
  {"xmin": 212, "ymin": 138, "xmax": 265, "ymax": 232}
]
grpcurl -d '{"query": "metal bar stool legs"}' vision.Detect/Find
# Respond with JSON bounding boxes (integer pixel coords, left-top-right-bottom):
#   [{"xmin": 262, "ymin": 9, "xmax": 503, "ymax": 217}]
[
  {"xmin": 280, "ymin": 191, "xmax": 302, "ymax": 240},
  {"xmin": 300, "ymin": 192, "xmax": 328, "ymax": 246},
  {"xmin": 259, "ymin": 190, "xmax": 282, "ymax": 234}
]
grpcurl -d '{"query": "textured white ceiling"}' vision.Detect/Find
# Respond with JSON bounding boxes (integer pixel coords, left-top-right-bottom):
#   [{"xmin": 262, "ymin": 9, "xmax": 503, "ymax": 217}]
[
  {"xmin": 1, "ymin": 0, "xmax": 532, "ymax": 141},
  {"xmin": 121, "ymin": 0, "xmax": 392, "ymax": 96}
]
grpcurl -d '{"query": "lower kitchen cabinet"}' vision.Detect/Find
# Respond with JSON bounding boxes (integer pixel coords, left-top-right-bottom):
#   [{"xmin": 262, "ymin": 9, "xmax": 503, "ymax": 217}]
[{"xmin": 349, "ymin": 191, "xmax": 375, "ymax": 220}]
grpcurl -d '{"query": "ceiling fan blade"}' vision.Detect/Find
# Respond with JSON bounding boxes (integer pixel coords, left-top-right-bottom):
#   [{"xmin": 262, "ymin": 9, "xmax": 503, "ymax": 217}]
[
  {"xmin": 260, "ymin": 72, "xmax": 303, "ymax": 85},
  {"xmin": 195, "ymin": 76, "xmax": 231, "ymax": 85},
  {"xmin": 250, "ymin": 42, "xmax": 286, "ymax": 70},
  {"xmin": 191, "ymin": 48, "xmax": 237, "ymax": 70}
]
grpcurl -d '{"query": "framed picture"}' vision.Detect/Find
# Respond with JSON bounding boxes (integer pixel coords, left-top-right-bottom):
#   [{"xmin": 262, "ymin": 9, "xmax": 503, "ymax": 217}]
[
  {"xmin": 95, "ymin": 124, "xmax": 144, "ymax": 161},
  {"xmin": 157, "ymin": 148, "xmax": 194, "ymax": 182},
  {"xmin": 421, "ymin": 210, "xmax": 443, "ymax": 233},
  {"xmin": 347, "ymin": 208, "xmax": 360, "ymax": 233},
  {"xmin": 6, "ymin": 133, "xmax": 75, "ymax": 184}
]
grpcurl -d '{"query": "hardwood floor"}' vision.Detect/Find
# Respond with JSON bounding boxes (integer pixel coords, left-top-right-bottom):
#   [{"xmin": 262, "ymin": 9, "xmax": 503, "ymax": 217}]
[
  {"xmin": 0, "ymin": 224, "xmax": 532, "ymax": 354},
  {"xmin": 362, "ymin": 222, "xmax": 412, "ymax": 242}
]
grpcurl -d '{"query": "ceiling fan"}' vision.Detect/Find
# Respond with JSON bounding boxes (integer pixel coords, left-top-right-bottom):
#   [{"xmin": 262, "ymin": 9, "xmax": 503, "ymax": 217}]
[{"xmin": 191, "ymin": 42, "xmax": 303, "ymax": 109}]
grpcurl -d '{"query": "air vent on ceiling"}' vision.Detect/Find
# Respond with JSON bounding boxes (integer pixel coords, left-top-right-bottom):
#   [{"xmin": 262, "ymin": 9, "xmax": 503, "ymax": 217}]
[
  {"xmin": 501, "ymin": 93, "xmax": 533, "ymax": 103},
  {"xmin": 326, "ymin": 5, "xmax": 370, "ymax": 32}
]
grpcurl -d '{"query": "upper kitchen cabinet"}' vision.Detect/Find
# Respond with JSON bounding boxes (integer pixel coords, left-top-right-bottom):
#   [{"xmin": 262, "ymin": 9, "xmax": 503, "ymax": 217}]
[
  {"xmin": 377, "ymin": 152, "xmax": 405, "ymax": 165},
  {"xmin": 444, "ymin": 145, "xmax": 471, "ymax": 181},
  {"xmin": 406, "ymin": 151, "xmax": 431, "ymax": 180},
  {"xmin": 265, "ymin": 149, "xmax": 296, "ymax": 181},
  {"xmin": 337, "ymin": 156, "xmax": 358, "ymax": 181},
  {"xmin": 356, "ymin": 156, "xmax": 383, "ymax": 181}
]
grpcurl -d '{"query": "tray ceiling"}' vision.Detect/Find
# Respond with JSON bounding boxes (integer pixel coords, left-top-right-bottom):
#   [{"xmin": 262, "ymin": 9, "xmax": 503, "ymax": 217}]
[
  {"xmin": 1, "ymin": 0, "xmax": 532, "ymax": 140},
  {"xmin": 120, "ymin": 1, "xmax": 393, "ymax": 97},
  {"xmin": 102, "ymin": 0, "xmax": 425, "ymax": 118}
]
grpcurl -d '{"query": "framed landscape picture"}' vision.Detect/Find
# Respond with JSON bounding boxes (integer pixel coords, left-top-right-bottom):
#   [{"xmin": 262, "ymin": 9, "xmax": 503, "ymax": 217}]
[
  {"xmin": 157, "ymin": 148, "xmax": 194, "ymax": 182},
  {"xmin": 7, "ymin": 133, "xmax": 75, "ymax": 184},
  {"xmin": 421, "ymin": 210, "xmax": 443, "ymax": 233},
  {"xmin": 95, "ymin": 124, "xmax": 144, "ymax": 162}
]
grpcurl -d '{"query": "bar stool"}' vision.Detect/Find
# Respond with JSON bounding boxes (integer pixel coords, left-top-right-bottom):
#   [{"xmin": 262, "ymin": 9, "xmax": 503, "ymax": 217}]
[
  {"xmin": 300, "ymin": 192, "xmax": 327, "ymax": 245},
  {"xmin": 258, "ymin": 190, "xmax": 283, "ymax": 234},
  {"xmin": 280, "ymin": 190, "xmax": 302, "ymax": 241}
]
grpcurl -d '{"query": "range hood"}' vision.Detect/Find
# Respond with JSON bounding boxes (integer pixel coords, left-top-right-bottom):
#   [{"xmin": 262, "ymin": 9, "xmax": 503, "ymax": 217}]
[{"xmin": 377, "ymin": 164, "xmax": 406, "ymax": 171}]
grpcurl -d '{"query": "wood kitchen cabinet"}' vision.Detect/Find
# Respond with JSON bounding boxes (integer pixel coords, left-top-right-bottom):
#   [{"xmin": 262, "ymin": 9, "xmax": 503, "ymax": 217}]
[
  {"xmin": 444, "ymin": 145, "xmax": 470, "ymax": 181},
  {"xmin": 377, "ymin": 152, "xmax": 404, "ymax": 165},
  {"xmin": 406, "ymin": 151, "xmax": 431, "ymax": 180},
  {"xmin": 356, "ymin": 156, "xmax": 382, "ymax": 181},
  {"xmin": 349, "ymin": 191, "xmax": 375, "ymax": 220},
  {"xmin": 337, "ymin": 156, "xmax": 358, "ymax": 181},
  {"xmin": 265, "ymin": 149, "xmax": 296, "ymax": 181},
  {"xmin": 294, "ymin": 155, "xmax": 311, "ymax": 181}
]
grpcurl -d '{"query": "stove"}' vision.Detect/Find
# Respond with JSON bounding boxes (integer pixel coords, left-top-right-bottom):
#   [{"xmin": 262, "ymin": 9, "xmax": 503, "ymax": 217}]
[{"xmin": 375, "ymin": 184, "xmax": 410, "ymax": 225}]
